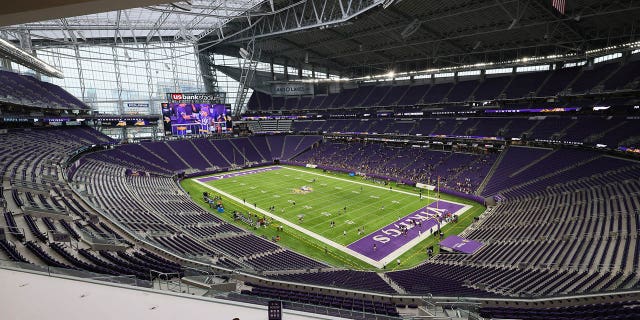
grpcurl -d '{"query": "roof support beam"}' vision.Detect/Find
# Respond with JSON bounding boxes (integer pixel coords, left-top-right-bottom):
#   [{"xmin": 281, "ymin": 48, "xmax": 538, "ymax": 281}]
[
  {"xmin": 318, "ymin": 3, "xmax": 640, "ymax": 63},
  {"xmin": 274, "ymin": 1, "xmax": 519, "ymax": 58},
  {"xmin": 531, "ymin": 0, "xmax": 588, "ymax": 45},
  {"xmin": 122, "ymin": 10, "xmax": 138, "ymax": 45},
  {"xmin": 387, "ymin": 6, "xmax": 469, "ymax": 55},
  {"xmin": 59, "ymin": 18, "xmax": 78, "ymax": 44},
  {"xmin": 114, "ymin": 10, "xmax": 122, "ymax": 44},
  {"xmin": 198, "ymin": 0, "xmax": 388, "ymax": 51},
  {"xmin": 145, "ymin": 9, "xmax": 172, "ymax": 43}
]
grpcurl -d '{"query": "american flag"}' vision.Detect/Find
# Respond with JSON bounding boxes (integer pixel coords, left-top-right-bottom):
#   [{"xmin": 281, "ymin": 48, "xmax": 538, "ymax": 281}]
[{"xmin": 552, "ymin": 0, "xmax": 566, "ymax": 15}]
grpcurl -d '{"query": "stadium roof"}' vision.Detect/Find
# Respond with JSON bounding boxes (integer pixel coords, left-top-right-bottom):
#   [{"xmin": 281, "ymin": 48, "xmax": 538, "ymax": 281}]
[
  {"xmin": 201, "ymin": 0, "xmax": 640, "ymax": 77},
  {"xmin": 1, "ymin": 0, "xmax": 640, "ymax": 78}
]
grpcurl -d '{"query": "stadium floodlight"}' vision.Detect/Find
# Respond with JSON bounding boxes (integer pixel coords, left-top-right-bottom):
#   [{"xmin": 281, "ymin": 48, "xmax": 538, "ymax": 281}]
[
  {"xmin": 383, "ymin": 0, "xmax": 398, "ymax": 9},
  {"xmin": 401, "ymin": 19, "xmax": 422, "ymax": 40},
  {"xmin": 170, "ymin": 1, "xmax": 192, "ymax": 11},
  {"xmin": 239, "ymin": 47, "xmax": 251, "ymax": 60},
  {"xmin": 0, "ymin": 38, "xmax": 63, "ymax": 78}
]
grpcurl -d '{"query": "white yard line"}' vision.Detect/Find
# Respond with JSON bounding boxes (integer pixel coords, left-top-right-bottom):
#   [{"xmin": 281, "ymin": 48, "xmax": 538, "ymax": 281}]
[
  {"xmin": 194, "ymin": 165, "xmax": 473, "ymax": 269},
  {"xmin": 281, "ymin": 166, "xmax": 441, "ymax": 201}
]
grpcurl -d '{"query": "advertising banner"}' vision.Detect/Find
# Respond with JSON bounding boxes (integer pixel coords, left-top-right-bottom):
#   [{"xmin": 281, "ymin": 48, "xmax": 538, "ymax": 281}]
[{"xmin": 271, "ymin": 83, "xmax": 314, "ymax": 96}]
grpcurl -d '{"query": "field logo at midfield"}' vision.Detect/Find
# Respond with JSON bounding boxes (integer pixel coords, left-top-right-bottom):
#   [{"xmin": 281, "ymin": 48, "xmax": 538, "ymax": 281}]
[
  {"xmin": 292, "ymin": 185, "xmax": 314, "ymax": 194},
  {"xmin": 347, "ymin": 200, "xmax": 465, "ymax": 261}
]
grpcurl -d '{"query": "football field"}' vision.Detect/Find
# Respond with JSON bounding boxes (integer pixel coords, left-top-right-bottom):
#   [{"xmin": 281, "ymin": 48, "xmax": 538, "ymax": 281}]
[{"xmin": 191, "ymin": 165, "xmax": 473, "ymax": 268}]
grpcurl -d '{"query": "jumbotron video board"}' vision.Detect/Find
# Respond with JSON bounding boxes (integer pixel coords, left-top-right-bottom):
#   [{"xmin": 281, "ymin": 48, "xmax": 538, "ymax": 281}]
[{"xmin": 162, "ymin": 93, "xmax": 232, "ymax": 136}]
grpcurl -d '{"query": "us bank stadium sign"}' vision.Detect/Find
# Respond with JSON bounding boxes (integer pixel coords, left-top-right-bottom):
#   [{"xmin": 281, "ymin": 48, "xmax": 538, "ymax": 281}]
[
  {"xmin": 167, "ymin": 93, "xmax": 217, "ymax": 102},
  {"xmin": 271, "ymin": 83, "xmax": 314, "ymax": 96}
]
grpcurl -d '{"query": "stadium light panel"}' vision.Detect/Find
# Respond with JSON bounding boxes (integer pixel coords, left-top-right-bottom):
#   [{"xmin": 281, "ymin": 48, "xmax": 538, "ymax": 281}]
[
  {"xmin": 239, "ymin": 48, "xmax": 250, "ymax": 60},
  {"xmin": 382, "ymin": 0, "xmax": 395, "ymax": 9},
  {"xmin": 170, "ymin": 1, "xmax": 192, "ymax": 11},
  {"xmin": 401, "ymin": 19, "xmax": 422, "ymax": 39}
]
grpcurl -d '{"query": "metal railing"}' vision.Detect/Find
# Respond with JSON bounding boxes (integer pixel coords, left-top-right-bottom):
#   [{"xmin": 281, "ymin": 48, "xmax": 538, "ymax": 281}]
[{"xmin": 0, "ymin": 258, "xmax": 152, "ymax": 288}]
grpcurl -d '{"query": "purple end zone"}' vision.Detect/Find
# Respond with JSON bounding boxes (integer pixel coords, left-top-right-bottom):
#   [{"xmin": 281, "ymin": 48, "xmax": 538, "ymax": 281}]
[
  {"xmin": 439, "ymin": 235, "xmax": 483, "ymax": 254},
  {"xmin": 197, "ymin": 166, "xmax": 283, "ymax": 182},
  {"xmin": 347, "ymin": 200, "xmax": 465, "ymax": 261}
]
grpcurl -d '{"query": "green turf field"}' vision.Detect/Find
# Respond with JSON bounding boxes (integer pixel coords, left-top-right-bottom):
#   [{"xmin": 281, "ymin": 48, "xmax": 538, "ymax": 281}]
[
  {"xmin": 204, "ymin": 166, "xmax": 434, "ymax": 245},
  {"xmin": 182, "ymin": 165, "xmax": 485, "ymax": 271}
]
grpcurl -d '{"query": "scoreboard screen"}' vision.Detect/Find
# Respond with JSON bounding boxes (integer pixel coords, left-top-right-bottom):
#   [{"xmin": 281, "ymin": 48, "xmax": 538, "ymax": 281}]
[{"xmin": 161, "ymin": 103, "xmax": 232, "ymax": 135}]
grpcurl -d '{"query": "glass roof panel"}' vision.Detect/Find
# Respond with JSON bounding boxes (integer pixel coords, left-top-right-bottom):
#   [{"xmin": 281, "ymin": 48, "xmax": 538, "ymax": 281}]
[{"xmin": 1, "ymin": 0, "xmax": 265, "ymax": 45}]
